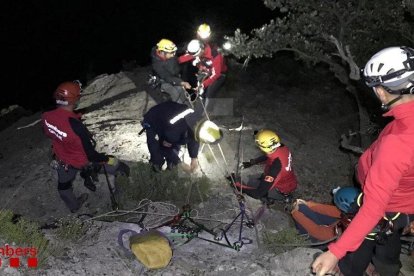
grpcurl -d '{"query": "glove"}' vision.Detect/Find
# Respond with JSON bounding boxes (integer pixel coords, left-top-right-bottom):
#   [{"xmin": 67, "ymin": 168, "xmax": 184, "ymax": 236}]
[
  {"xmin": 107, "ymin": 156, "xmax": 119, "ymax": 166},
  {"xmin": 243, "ymin": 158, "xmax": 257, "ymax": 168}
]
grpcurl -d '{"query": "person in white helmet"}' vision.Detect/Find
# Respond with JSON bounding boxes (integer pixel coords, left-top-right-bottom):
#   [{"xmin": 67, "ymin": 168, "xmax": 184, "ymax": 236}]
[
  {"xmin": 312, "ymin": 46, "xmax": 414, "ymax": 276},
  {"xmin": 179, "ymin": 37, "xmax": 227, "ymax": 111}
]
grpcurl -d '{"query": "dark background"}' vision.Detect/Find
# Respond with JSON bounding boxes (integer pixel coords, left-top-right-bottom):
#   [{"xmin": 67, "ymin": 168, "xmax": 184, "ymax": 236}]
[{"xmin": 2, "ymin": 0, "xmax": 274, "ymax": 111}]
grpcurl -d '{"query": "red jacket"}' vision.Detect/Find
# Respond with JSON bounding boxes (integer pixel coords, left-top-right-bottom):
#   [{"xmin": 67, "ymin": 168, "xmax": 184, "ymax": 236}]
[
  {"xmin": 329, "ymin": 100, "xmax": 414, "ymax": 259},
  {"xmin": 178, "ymin": 43, "xmax": 227, "ymax": 88},
  {"xmin": 42, "ymin": 108, "xmax": 89, "ymax": 169},
  {"xmin": 265, "ymin": 146, "xmax": 298, "ymax": 194}
]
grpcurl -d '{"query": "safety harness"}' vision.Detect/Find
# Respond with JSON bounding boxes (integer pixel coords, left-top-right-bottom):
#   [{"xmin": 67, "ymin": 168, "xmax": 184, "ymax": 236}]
[{"xmin": 336, "ymin": 192, "xmax": 410, "ymax": 244}]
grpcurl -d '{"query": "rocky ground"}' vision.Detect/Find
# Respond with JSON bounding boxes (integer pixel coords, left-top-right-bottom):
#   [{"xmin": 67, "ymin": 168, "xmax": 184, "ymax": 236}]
[{"xmin": 0, "ymin": 57, "xmax": 412, "ymax": 275}]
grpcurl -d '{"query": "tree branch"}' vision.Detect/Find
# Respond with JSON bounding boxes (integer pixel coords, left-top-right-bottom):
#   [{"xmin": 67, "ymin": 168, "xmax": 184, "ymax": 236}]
[
  {"xmin": 328, "ymin": 35, "xmax": 360, "ymax": 80},
  {"xmin": 340, "ymin": 132, "xmax": 364, "ymax": 155}
]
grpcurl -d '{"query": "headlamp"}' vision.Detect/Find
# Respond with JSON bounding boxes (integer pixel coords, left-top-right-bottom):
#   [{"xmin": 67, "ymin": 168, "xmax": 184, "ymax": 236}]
[{"xmin": 195, "ymin": 120, "xmax": 223, "ymax": 144}]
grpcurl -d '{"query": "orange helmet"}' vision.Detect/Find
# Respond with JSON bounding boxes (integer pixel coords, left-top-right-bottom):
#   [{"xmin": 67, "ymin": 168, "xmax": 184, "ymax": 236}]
[{"xmin": 54, "ymin": 81, "xmax": 82, "ymax": 105}]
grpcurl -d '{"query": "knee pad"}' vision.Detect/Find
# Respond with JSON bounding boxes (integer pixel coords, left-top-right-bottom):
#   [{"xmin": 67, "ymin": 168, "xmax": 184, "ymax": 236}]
[{"xmin": 58, "ymin": 180, "xmax": 73, "ymax": 190}]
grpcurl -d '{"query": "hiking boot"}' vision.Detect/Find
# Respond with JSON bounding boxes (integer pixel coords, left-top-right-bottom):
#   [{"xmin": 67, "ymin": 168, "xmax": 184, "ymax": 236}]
[
  {"xmin": 71, "ymin": 193, "xmax": 88, "ymax": 213},
  {"xmin": 83, "ymin": 177, "xmax": 97, "ymax": 192}
]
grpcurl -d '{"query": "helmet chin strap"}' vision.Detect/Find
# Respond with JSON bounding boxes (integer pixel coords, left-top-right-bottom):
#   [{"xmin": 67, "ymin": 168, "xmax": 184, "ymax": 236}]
[{"xmin": 381, "ymin": 94, "xmax": 403, "ymax": 111}]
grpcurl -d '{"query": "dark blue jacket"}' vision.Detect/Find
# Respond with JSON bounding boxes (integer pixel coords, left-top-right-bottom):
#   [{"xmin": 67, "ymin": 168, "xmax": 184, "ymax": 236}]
[{"xmin": 143, "ymin": 102, "xmax": 199, "ymax": 158}]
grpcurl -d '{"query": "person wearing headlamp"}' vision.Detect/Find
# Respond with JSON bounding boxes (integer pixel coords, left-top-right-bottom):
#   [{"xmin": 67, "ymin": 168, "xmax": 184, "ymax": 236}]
[
  {"xmin": 141, "ymin": 101, "xmax": 223, "ymax": 173},
  {"xmin": 232, "ymin": 129, "xmax": 298, "ymax": 204},
  {"xmin": 178, "ymin": 38, "xmax": 227, "ymax": 109}
]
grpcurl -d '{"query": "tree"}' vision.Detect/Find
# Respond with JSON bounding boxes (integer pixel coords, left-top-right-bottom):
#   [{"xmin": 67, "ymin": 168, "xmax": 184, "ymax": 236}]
[{"xmin": 225, "ymin": 0, "xmax": 413, "ymax": 150}]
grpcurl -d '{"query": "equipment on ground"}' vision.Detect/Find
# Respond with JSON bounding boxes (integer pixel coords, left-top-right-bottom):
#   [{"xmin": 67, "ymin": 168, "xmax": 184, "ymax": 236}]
[{"xmin": 118, "ymin": 229, "xmax": 172, "ymax": 269}]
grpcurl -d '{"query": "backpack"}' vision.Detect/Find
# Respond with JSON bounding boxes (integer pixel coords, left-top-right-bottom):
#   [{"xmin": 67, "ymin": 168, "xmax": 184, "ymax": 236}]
[{"xmin": 118, "ymin": 229, "xmax": 172, "ymax": 269}]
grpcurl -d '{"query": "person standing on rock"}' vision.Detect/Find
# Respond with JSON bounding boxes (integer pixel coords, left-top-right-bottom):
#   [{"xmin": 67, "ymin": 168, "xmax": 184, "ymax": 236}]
[
  {"xmin": 312, "ymin": 46, "xmax": 414, "ymax": 276},
  {"xmin": 232, "ymin": 129, "xmax": 298, "ymax": 204},
  {"xmin": 150, "ymin": 39, "xmax": 192, "ymax": 104},
  {"xmin": 178, "ymin": 39, "xmax": 227, "ymax": 111},
  {"xmin": 42, "ymin": 81, "xmax": 129, "ymax": 213}
]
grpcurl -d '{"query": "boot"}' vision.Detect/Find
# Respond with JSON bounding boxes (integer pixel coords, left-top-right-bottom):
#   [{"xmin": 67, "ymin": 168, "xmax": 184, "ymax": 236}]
[
  {"xmin": 58, "ymin": 189, "xmax": 88, "ymax": 213},
  {"xmin": 80, "ymin": 167, "xmax": 97, "ymax": 191},
  {"xmin": 83, "ymin": 177, "xmax": 97, "ymax": 192}
]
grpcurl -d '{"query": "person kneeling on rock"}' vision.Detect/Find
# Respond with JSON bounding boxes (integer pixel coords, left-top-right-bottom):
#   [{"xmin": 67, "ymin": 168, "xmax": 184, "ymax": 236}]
[
  {"xmin": 230, "ymin": 129, "xmax": 298, "ymax": 204},
  {"xmin": 42, "ymin": 81, "xmax": 130, "ymax": 213},
  {"xmin": 140, "ymin": 101, "xmax": 202, "ymax": 173}
]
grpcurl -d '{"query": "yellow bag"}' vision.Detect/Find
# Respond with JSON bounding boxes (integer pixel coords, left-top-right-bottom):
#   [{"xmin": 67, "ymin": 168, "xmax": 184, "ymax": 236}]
[{"xmin": 129, "ymin": 230, "xmax": 172, "ymax": 269}]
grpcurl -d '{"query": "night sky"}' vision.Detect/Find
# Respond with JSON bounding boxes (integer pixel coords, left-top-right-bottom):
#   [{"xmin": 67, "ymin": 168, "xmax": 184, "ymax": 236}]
[{"xmin": 2, "ymin": 0, "xmax": 274, "ymax": 111}]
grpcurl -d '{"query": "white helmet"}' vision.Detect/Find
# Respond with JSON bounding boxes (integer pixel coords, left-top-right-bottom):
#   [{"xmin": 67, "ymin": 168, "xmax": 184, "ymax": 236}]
[
  {"xmin": 363, "ymin": 46, "xmax": 414, "ymax": 94},
  {"xmin": 187, "ymin": 39, "xmax": 203, "ymax": 56}
]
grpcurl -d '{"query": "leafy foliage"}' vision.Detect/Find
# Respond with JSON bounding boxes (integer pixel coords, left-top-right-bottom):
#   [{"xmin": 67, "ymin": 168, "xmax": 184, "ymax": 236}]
[
  {"xmin": 263, "ymin": 227, "xmax": 308, "ymax": 254},
  {"xmin": 225, "ymin": 0, "xmax": 414, "ymax": 148},
  {"xmin": 53, "ymin": 216, "xmax": 94, "ymax": 242},
  {"xmin": 116, "ymin": 161, "xmax": 212, "ymax": 209},
  {"xmin": 226, "ymin": 0, "xmax": 413, "ymax": 82},
  {"xmin": 0, "ymin": 210, "xmax": 55, "ymax": 267}
]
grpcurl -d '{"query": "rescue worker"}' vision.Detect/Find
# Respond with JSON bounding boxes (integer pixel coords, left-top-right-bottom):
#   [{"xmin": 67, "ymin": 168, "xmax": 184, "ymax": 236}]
[
  {"xmin": 151, "ymin": 39, "xmax": 192, "ymax": 104},
  {"xmin": 42, "ymin": 81, "xmax": 129, "ymax": 213},
  {"xmin": 232, "ymin": 129, "xmax": 298, "ymax": 203},
  {"xmin": 178, "ymin": 39, "xmax": 227, "ymax": 115},
  {"xmin": 312, "ymin": 46, "xmax": 414, "ymax": 276},
  {"xmin": 141, "ymin": 101, "xmax": 200, "ymax": 173},
  {"xmin": 291, "ymin": 186, "xmax": 361, "ymax": 242}
]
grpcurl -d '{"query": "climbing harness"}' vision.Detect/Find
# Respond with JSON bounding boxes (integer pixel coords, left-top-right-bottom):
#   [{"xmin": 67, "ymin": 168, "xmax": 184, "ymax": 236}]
[
  {"xmin": 365, "ymin": 212, "xmax": 401, "ymax": 244},
  {"xmin": 157, "ymin": 203, "xmax": 254, "ymax": 251}
]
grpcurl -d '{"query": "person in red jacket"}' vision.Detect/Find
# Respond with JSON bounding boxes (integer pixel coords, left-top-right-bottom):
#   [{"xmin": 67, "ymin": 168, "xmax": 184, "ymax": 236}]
[
  {"xmin": 178, "ymin": 39, "xmax": 227, "ymax": 110},
  {"xmin": 233, "ymin": 129, "xmax": 298, "ymax": 203},
  {"xmin": 42, "ymin": 81, "xmax": 129, "ymax": 213},
  {"xmin": 312, "ymin": 46, "xmax": 414, "ymax": 276}
]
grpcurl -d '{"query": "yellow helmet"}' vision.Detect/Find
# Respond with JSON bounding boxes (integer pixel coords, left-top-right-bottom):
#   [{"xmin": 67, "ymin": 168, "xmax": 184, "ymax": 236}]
[
  {"xmin": 197, "ymin": 23, "xmax": 211, "ymax": 40},
  {"xmin": 156, "ymin": 39, "xmax": 177, "ymax": 53},
  {"xmin": 195, "ymin": 120, "xmax": 223, "ymax": 144},
  {"xmin": 254, "ymin": 129, "xmax": 281, "ymax": 153}
]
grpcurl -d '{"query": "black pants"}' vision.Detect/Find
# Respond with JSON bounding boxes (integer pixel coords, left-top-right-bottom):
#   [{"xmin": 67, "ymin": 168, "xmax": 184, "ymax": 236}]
[
  {"xmin": 239, "ymin": 174, "xmax": 287, "ymax": 202},
  {"xmin": 146, "ymin": 128, "xmax": 181, "ymax": 168},
  {"xmin": 339, "ymin": 230, "xmax": 402, "ymax": 276}
]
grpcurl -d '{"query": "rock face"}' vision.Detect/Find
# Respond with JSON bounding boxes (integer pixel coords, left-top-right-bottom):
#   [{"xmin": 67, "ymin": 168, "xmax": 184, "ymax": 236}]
[
  {"xmin": 0, "ymin": 105, "xmax": 32, "ymax": 131},
  {"xmin": 2, "ymin": 63, "xmax": 411, "ymax": 275}
]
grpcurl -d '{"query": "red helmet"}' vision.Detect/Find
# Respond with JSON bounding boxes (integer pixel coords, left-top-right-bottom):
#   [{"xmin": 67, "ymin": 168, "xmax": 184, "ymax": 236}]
[{"xmin": 54, "ymin": 81, "xmax": 82, "ymax": 105}]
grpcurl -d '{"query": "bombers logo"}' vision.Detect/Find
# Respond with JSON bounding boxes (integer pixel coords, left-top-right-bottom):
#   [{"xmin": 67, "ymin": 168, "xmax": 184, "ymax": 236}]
[
  {"xmin": 0, "ymin": 245, "xmax": 38, "ymax": 268},
  {"xmin": 44, "ymin": 119, "xmax": 67, "ymax": 141}
]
